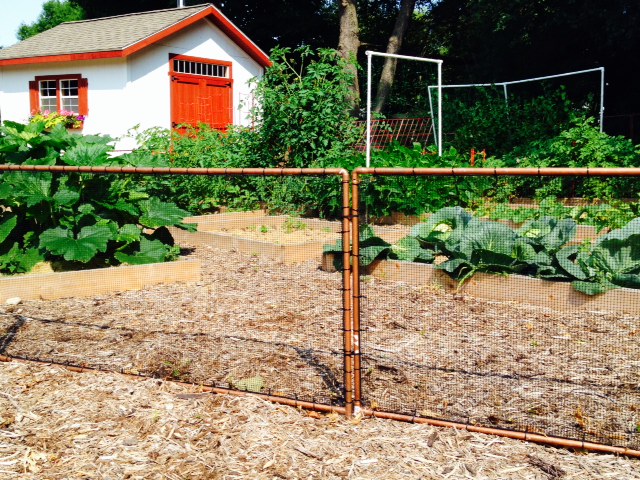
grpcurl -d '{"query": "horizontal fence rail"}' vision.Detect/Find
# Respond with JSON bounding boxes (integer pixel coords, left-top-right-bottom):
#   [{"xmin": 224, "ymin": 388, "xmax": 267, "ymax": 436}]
[{"xmin": 352, "ymin": 167, "xmax": 640, "ymax": 455}]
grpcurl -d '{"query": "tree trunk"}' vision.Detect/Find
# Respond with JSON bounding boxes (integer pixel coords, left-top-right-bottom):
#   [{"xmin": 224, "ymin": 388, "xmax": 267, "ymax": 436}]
[
  {"xmin": 373, "ymin": 0, "xmax": 416, "ymax": 113},
  {"xmin": 338, "ymin": 0, "xmax": 361, "ymax": 113}
]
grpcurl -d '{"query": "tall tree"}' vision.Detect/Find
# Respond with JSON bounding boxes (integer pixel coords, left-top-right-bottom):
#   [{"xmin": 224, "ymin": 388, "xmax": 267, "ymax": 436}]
[
  {"xmin": 71, "ymin": 1, "xmax": 335, "ymax": 52},
  {"xmin": 373, "ymin": 0, "xmax": 417, "ymax": 112},
  {"xmin": 70, "ymin": 0, "xmax": 174, "ymax": 19},
  {"xmin": 338, "ymin": 0, "xmax": 361, "ymax": 111},
  {"xmin": 17, "ymin": 0, "xmax": 85, "ymax": 40}
]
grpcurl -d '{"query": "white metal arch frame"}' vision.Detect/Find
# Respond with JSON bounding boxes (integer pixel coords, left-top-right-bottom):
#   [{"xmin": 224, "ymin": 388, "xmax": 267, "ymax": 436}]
[
  {"xmin": 365, "ymin": 51, "xmax": 444, "ymax": 166},
  {"xmin": 427, "ymin": 67, "xmax": 605, "ymax": 134}
]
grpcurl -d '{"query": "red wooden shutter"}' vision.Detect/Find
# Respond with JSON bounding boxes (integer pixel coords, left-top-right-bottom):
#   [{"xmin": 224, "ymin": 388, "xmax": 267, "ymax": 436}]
[
  {"xmin": 29, "ymin": 81, "xmax": 39, "ymax": 113},
  {"xmin": 79, "ymin": 77, "xmax": 89, "ymax": 115}
]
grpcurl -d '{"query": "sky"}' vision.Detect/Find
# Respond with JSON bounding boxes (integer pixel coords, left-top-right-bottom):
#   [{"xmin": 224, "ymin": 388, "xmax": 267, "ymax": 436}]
[{"xmin": 0, "ymin": 0, "xmax": 47, "ymax": 48}]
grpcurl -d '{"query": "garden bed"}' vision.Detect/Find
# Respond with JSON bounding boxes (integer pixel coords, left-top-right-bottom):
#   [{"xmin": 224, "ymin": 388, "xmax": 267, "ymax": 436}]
[
  {"xmin": 171, "ymin": 214, "xmax": 405, "ymax": 264},
  {"xmin": 0, "ymin": 258, "xmax": 200, "ymax": 303},
  {"xmin": 1, "ymin": 244, "xmax": 638, "ymax": 451},
  {"xmin": 371, "ymin": 211, "xmax": 602, "ymax": 243},
  {"xmin": 366, "ymin": 259, "xmax": 640, "ymax": 314}
]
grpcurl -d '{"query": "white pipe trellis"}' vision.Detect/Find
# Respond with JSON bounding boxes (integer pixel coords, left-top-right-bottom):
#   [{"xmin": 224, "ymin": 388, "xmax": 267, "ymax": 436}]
[
  {"xmin": 366, "ymin": 51, "xmax": 443, "ymax": 167},
  {"xmin": 427, "ymin": 67, "xmax": 606, "ymax": 133}
]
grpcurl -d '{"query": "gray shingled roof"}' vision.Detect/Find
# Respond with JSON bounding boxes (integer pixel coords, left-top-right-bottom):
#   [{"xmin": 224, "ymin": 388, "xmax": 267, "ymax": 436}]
[{"xmin": 0, "ymin": 4, "xmax": 212, "ymax": 60}]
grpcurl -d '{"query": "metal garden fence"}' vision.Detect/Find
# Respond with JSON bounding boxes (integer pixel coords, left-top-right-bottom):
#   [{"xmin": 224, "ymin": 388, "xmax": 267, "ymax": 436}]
[
  {"xmin": 2, "ymin": 164, "xmax": 640, "ymax": 457},
  {"xmin": 0, "ymin": 166, "xmax": 356, "ymax": 416},
  {"xmin": 351, "ymin": 167, "xmax": 640, "ymax": 456}
]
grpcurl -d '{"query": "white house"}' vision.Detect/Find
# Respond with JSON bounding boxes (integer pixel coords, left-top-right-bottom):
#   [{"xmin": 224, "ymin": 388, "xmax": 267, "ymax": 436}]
[{"xmin": 0, "ymin": 4, "xmax": 271, "ymax": 149}]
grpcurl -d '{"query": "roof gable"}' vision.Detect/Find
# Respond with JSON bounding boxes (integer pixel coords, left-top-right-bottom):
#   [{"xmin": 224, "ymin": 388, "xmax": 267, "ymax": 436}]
[{"xmin": 0, "ymin": 4, "xmax": 271, "ymax": 68}]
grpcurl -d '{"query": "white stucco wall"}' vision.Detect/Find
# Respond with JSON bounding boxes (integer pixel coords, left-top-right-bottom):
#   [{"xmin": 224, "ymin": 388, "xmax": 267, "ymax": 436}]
[{"xmin": 0, "ymin": 18, "xmax": 265, "ymax": 150}]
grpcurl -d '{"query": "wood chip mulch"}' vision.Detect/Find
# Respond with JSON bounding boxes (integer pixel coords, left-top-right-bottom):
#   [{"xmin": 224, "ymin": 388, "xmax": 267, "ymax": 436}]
[{"xmin": 1, "ymin": 360, "xmax": 639, "ymax": 480}]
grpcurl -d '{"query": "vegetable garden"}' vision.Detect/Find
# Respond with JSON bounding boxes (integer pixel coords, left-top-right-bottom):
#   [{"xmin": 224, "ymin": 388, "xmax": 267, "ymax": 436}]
[
  {"xmin": 1, "ymin": 151, "xmax": 639, "ymax": 455},
  {"xmin": 2, "ymin": 46, "xmax": 640, "ymax": 465}
]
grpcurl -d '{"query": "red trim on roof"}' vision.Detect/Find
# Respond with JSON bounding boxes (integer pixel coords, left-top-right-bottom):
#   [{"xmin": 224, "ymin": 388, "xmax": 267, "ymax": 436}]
[
  {"xmin": 0, "ymin": 6, "xmax": 271, "ymax": 68},
  {"xmin": 0, "ymin": 51, "xmax": 124, "ymax": 66}
]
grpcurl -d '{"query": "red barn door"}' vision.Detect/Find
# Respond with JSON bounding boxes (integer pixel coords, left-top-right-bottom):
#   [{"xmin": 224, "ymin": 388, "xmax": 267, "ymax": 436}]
[{"xmin": 170, "ymin": 55, "xmax": 233, "ymax": 133}]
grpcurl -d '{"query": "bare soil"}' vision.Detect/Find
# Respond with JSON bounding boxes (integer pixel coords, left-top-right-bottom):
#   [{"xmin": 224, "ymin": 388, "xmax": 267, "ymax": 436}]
[
  {"xmin": 0, "ymin": 241, "xmax": 639, "ymax": 477},
  {"xmin": 214, "ymin": 222, "xmax": 339, "ymax": 245}
]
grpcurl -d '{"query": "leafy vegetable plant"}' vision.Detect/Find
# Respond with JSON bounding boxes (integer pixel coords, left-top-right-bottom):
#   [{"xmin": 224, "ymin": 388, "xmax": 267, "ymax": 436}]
[
  {"xmin": 560, "ymin": 218, "xmax": 640, "ymax": 295},
  {"xmin": 338, "ymin": 207, "xmax": 640, "ymax": 295},
  {"xmin": 323, "ymin": 224, "xmax": 434, "ymax": 271},
  {"xmin": 0, "ymin": 121, "xmax": 195, "ymax": 274}
]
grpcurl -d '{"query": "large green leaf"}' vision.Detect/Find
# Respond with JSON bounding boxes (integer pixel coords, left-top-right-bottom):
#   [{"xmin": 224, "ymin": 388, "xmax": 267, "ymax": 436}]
[
  {"xmin": 457, "ymin": 222, "xmax": 517, "ymax": 259},
  {"xmin": 360, "ymin": 244, "xmax": 391, "ymax": 267},
  {"xmin": 389, "ymin": 236, "xmax": 434, "ymax": 263},
  {"xmin": 117, "ymin": 224, "xmax": 142, "ymax": 244},
  {"xmin": 39, "ymin": 224, "xmax": 115, "ymax": 262},
  {"xmin": 411, "ymin": 207, "xmax": 474, "ymax": 245},
  {"xmin": 0, "ymin": 216, "xmax": 17, "ymax": 245},
  {"xmin": 469, "ymin": 249, "xmax": 525, "ymax": 272},
  {"xmin": 138, "ymin": 198, "xmax": 190, "ymax": 228},
  {"xmin": 596, "ymin": 217, "xmax": 640, "ymax": 245},
  {"xmin": 358, "ymin": 225, "xmax": 391, "ymax": 267},
  {"xmin": 518, "ymin": 216, "xmax": 576, "ymax": 251},
  {"xmin": 572, "ymin": 280, "xmax": 615, "ymax": 296},
  {"xmin": 114, "ymin": 238, "xmax": 172, "ymax": 265},
  {"xmin": 513, "ymin": 238, "xmax": 538, "ymax": 262},
  {"xmin": 96, "ymin": 199, "xmax": 140, "ymax": 217},
  {"xmin": 4, "ymin": 172, "xmax": 53, "ymax": 207},
  {"xmin": 590, "ymin": 242, "xmax": 640, "ymax": 276},
  {"xmin": 61, "ymin": 142, "xmax": 113, "ymax": 166},
  {"xmin": 612, "ymin": 273, "xmax": 640, "ymax": 289},
  {"xmin": 0, "ymin": 244, "xmax": 44, "ymax": 274},
  {"xmin": 53, "ymin": 187, "xmax": 81, "ymax": 208}
]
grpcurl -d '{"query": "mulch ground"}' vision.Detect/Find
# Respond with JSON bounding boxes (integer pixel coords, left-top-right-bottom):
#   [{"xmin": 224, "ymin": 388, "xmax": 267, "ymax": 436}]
[
  {"xmin": 1, "ymin": 360, "xmax": 639, "ymax": 479},
  {"xmin": 0, "ymin": 240, "xmax": 639, "ymax": 477}
]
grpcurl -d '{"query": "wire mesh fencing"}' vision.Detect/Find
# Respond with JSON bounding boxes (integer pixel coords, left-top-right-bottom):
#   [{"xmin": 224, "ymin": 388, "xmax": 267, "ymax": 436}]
[
  {"xmin": 2, "ymin": 164, "xmax": 640, "ymax": 454},
  {"xmin": 0, "ymin": 166, "xmax": 354, "ymax": 413},
  {"xmin": 352, "ymin": 168, "xmax": 640, "ymax": 451}
]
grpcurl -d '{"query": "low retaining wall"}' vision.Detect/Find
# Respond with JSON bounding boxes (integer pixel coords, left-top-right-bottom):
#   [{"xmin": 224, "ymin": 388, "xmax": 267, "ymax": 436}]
[
  {"xmin": 172, "ymin": 215, "xmax": 405, "ymax": 265},
  {"xmin": 0, "ymin": 259, "xmax": 201, "ymax": 302}
]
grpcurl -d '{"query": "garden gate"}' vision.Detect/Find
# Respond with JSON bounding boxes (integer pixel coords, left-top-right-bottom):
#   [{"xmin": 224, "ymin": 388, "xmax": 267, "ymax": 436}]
[{"xmin": 0, "ymin": 166, "xmax": 357, "ymax": 416}]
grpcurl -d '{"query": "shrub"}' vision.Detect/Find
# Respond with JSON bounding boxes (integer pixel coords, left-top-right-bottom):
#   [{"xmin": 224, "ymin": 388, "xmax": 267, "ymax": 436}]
[
  {"xmin": 443, "ymin": 87, "xmax": 577, "ymax": 156},
  {"xmin": 251, "ymin": 46, "xmax": 361, "ymax": 168},
  {"xmin": 502, "ymin": 117, "xmax": 640, "ymax": 199},
  {"xmin": 360, "ymin": 143, "xmax": 507, "ymax": 217}
]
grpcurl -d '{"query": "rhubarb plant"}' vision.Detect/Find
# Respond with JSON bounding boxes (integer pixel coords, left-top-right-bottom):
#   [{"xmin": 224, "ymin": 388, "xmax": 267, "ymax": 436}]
[{"xmin": 0, "ymin": 121, "xmax": 195, "ymax": 273}]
